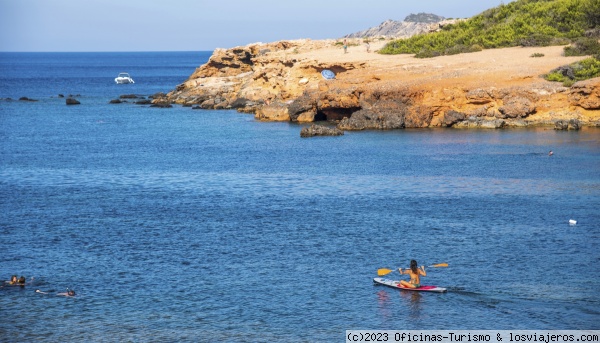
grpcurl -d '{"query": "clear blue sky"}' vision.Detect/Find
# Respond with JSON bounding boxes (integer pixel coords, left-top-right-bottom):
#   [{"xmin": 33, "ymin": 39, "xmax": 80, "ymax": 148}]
[{"xmin": 0, "ymin": 0, "xmax": 514, "ymax": 52}]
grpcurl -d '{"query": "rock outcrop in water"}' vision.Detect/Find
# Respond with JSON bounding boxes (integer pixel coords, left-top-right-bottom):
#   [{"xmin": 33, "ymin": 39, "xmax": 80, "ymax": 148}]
[
  {"xmin": 300, "ymin": 124, "xmax": 344, "ymax": 138},
  {"xmin": 165, "ymin": 39, "xmax": 600, "ymax": 130}
]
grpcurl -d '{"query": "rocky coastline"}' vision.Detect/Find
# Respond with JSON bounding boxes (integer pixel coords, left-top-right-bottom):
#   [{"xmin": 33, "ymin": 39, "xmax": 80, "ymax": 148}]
[{"xmin": 165, "ymin": 39, "xmax": 600, "ymax": 132}]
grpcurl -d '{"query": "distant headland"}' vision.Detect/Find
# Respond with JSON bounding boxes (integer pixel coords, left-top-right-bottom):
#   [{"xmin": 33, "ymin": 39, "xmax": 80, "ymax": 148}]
[{"xmin": 164, "ymin": 3, "xmax": 600, "ymax": 131}]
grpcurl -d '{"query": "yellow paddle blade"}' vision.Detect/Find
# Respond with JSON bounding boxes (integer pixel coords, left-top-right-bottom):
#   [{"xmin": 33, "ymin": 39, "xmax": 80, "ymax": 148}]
[
  {"xmin": 377, "ymin": 268, "xmax": 395, "ymax": 276},
  {"xmin": 430, "ymin": 263, "xmax": 448, "ymax": 267}
]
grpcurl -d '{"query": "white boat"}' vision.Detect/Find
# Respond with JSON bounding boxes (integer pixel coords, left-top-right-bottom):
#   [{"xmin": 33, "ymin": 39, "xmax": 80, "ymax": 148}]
[{"xmin": 115, "ymin": 72, "xmax": 135, "ymax": 84}]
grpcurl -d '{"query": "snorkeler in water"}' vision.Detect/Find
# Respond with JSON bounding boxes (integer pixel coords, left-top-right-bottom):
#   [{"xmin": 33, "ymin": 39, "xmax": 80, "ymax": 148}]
[
  {"xmin": 57, "ymin": 289, "xmax": 76, "ymax": 297},
  {"xmin": 36, "ymin": 288, "xmax": 76, "ymax": 297}
]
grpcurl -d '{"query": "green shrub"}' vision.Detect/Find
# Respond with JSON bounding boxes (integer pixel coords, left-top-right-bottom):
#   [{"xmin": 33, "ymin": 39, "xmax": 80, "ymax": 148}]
[
  {"xmin": 564, "ymin": 37, "xmax": 600, "ymax": 56},
  {"xmin": 544, "ymin": 57, "xmax": 600, "ymax": 85},
  {"xmin": 582, "ymin": 0, "xmax": 600, "ymax": 27},
  {"xmin": 573, "ymin": 57, "xmax": 600, "ymax": 78},
  {"xmin": 519, "ymin": 34, "xmax": 554, "ymax": 47},
  {"xmin": 443, "ymin": 44, "xmax": 484, "ymax": 56},
  {"xmin": 531, "ymin": 53, "xmax": 545, "ymax": 57},
  {"xmin": 552, "ymin": 37, "xmax": 573, "ymax": 45},
  {"xmin": 545, "ymin": 71, "xmax": 565, "ymax": 81},
  {"xmin": 380, "ymin": 0, "xmax": 597, "ymax": 58},
  {"xmin": 415, "ymin": 49, "xmax": 442, "ymax": 58}
]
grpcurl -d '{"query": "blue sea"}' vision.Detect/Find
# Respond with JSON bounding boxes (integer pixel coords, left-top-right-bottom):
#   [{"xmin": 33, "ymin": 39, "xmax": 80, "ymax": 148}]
[{"xmin": 0, "ymin": 52, "xmax": 599, "ymax": 342}]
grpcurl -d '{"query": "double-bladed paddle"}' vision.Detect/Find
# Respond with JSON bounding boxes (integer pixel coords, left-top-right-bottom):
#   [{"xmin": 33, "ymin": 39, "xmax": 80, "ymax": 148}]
[{"xmin": 377, "ymin": 263, "xmax": 448, "ymax": 276}]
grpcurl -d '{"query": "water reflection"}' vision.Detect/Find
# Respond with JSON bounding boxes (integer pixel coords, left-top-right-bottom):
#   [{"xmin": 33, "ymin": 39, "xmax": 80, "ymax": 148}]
[
  {"xmin": 376, "ymin": 288, "xmax": 424, "ymax": 325},
  {"xmin": 399, "ymin": 291, "xmax": 423, "ymax": 321},
  {"xmin": 376, "ymin": 290, "xmax": 393, "ymax": 323}
]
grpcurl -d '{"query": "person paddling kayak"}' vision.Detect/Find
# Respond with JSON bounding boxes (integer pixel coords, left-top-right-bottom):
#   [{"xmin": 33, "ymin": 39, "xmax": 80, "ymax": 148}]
[{"xmin": 398, "ymin": 260, "xmax": 426, "ymax": 288}]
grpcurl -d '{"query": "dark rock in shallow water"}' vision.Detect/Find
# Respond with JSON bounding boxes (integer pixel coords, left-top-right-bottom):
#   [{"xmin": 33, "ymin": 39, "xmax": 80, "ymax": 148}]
[
  {"xmin": 568, "ymin": 119, "xmax": 581, "ymax": 130},
  {"xmin": 150, "ymin": 102, "xmax": 172, "ymax": 108},
  {"xmin": 58, "ymin": 94, "xmax": 65, "ymax": 98},
  {"xmin": 443, "ymin": 110, "xmax": 466, "ymax": 127},
  {"xmin": 149, "ymin": 92, "xmax": 167, "ymax": 99},
  {"xmin": 66, "ymin": 98, "xmax": 81, "ymax": 105},
  {"xmin": 554, "ymin": 119, "xmax": 581, "ymax": 130},
  {"xmin": 479, "ymin": 119, "xmax": 506, "ymax": 129},
  {"xmin": 200, "ymin": 99, "xmax": 215, "ymax": 109},
  {"xmin": 135, "ymin": 99, "xmax": 152, "ymax": 105},
  {"xmin": 229, "ymin": 97, "xmax": 254, "ymax": 109},
  {"xmin": 120, "ymin": 94, "xmax": 140, "ymax": 99},
  {"xmin": 554, "ymin": 120, "xmax": 568, "ymax": 130},
  {"xmin": 453, "ymin": 117, "xmax": 506, "ymax": 129},
  {"xmin": 19, "ymin": 97, "xmax": 38, "ymax": 102},
  {"xmin": 109, "ymin": 99, "xmax": 123, "ymax": 104},
  {"xmin": 300, "ymin": 124, "xmax": 344, "ymax": 138}
]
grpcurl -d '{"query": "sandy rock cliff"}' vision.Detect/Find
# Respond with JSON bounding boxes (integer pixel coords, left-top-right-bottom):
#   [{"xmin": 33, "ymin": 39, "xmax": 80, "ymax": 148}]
[{"xmin": 166, "ymin": 39, "xmax": 600, "ymax": 130}]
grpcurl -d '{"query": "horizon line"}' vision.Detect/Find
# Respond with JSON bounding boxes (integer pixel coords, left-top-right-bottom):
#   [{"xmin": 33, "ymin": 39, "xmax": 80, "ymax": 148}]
[{"xmin": 0, "ymin": 50, "xmax": 216, "ymax": 53}]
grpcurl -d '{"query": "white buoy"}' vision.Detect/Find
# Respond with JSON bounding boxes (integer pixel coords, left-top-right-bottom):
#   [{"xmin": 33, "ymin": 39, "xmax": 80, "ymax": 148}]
[{"xmin": 569, "ymin": 219, "xmax": 577, "ymax": 225}]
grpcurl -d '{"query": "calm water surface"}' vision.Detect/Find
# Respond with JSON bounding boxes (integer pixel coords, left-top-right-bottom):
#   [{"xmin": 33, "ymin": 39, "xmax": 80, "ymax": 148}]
[{"xmin": 1, "ymin": 52, "xmax": 599, "ymax": 342}]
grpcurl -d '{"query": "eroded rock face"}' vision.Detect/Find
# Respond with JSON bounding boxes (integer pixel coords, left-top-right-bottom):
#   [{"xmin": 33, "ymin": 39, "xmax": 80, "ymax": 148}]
[
  {"xmin": 498, "ymin": 96, "xmax": 536, "ymax": 119},
  {"xmin": 168, "ymin": 39, "xmax": 360, "ymax": 111},
  {"xmin": 255, "ymin": 102, "xmax": 290, "ymax": 121},
  {"xmin": 443, "ymin": 110, "xmax": 466, "ymax": 127},
  {"xmin": 166, "ymin": 40, "xmax": 600, "ymax": 130},
  {"xmin": 337, "ymin": 99, "xmax": 407, "ymax": 130},
  {"xmin": 288, "ymin": 93, "xmax": 318, "ymax": 122},
  {"xmin": 466, "ymin": 89, "xmax": 496, "ymax": 105},
  {"xmin": 569, "ymin": 77, "xmax": 600, "ymax": 110}
]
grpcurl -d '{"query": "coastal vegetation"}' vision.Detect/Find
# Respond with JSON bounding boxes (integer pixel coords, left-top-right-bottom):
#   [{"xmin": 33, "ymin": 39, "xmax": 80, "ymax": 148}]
[
  {"xmin": 544, "ymin": 57, "xmax": 600, "ymax": 85},
  {"xmin": 380, "ymin": 0, "xmax": 600, "ymax": 58},
  {"xmin": 543, "ymin": 37, "xmax": 600, "ymax": 85}
]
